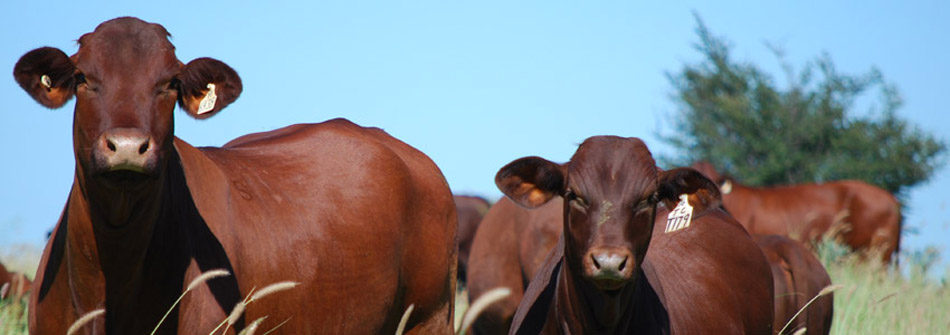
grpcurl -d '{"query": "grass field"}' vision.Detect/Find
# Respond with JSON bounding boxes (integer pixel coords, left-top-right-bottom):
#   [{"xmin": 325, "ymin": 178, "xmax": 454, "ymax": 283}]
[{"xmin": 2, "ymin": 242, "xmax": 947, "ymax": 334}]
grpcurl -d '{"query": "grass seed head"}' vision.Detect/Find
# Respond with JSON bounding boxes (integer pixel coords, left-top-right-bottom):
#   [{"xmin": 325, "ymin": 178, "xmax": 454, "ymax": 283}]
[
  {"xmin": 67, "ymin": 309, "xmax": 105, "ymax": 335},
  {"xmin": 187, "ymin": 269, "xmax": 231, "ymax": 292}
]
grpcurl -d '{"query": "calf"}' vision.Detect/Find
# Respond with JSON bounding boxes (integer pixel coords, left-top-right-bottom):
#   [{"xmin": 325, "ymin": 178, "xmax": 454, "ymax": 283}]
[
  {"xmin": 15, "ymin": 17, "xmax": 456, "ymax": 334},
  {"xmin": 754, "ymin": 235, "xmax": 833, "ymax": 335},
  {"xmin": 497, "ymin": 136, "xmax": 773, "ymax": 334},
  {"xmin": 691, "ymin": 161, "xmax": 902, "ymax": 263}
]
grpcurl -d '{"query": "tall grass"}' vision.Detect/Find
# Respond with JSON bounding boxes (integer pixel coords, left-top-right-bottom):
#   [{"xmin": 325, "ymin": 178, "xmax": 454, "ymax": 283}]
[
  {"xmin": 0, "ymin": 293, "xmax": 28, "ymax": 334},
  {"xmin": 816, "ymin": 239, "xmax": 950, "ymax": 334},
  {"xmin": 1, "ymin": 242, "xmax": 947, "ymax": 334}
]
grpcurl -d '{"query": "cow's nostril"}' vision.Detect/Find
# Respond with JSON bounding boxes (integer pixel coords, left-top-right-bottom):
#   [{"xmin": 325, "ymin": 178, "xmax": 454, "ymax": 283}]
[
  {"xmin": 591, "ymin": 254, "xmax": 601, "ymax": 270},
  {"xmin": 618, "ymin": 256, "xmax": 628, "ymax": 272},
  {"xmin": 138, "ymin": 141, "xmax": 149, "ymax": 154},
  {"xmin": 106, "ymin": 140, "xmax": 117, "ymax": 152}
]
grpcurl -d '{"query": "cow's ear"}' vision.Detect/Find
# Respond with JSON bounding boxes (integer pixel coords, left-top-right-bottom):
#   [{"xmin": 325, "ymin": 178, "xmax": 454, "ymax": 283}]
[
  {"xmin": 496, "ymin": 156, "xmax": 565, "ymax": 209},
  {"xmin": 13, "ymin": 47, "xmax": 76, "ymax": 109},
  {"xmin": 178, "ymin": 57, "xmax": 242, "ymax": 119},
  {"xmin": 657, "ymin": 167, "xmax": 722, "ymax": 213}
]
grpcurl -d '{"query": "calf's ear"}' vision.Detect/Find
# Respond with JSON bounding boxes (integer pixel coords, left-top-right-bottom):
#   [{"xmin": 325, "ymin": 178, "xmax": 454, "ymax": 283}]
[
  {"xmin": 495, "ymin": 156, "xmax": 565, "ymax": 208},
  {"xmin": 13, "ymin": 47, "xmax": 76, "ymax": 108},
  {"xmin": 178, "ymin": 57, "xmax": 243, "ymax": 119},
  {"xmin": 657, "ymin": 167, "xmax": 722, "ymax": 212}
]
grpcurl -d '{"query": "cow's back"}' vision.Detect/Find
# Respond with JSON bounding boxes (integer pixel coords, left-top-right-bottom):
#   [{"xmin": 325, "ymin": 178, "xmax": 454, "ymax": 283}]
[
  {"xmin": 645, "ymin": 208, "xmax": 774, "ymax": 334},
  {"xmin": 176, "ymin": 118, "xmax": 456, "ymax": 334},
  {"xmin": 754, "ymin": 235, "xmax": 833, "ymax": 335},
  {"xmin": 724, "ymin": 183, "xmax": 844, "ymax": 239}
]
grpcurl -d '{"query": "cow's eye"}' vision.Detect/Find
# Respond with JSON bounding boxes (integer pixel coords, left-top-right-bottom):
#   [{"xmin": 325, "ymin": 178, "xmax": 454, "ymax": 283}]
[
  {"xmin": 156, "ymin": 80, "xmax": 177, "ymax": 95},
  {"xmin": 566, "ymin": 190, "xmax": 588, "ymax": 210},
  {"xmin": 75, "ymin": 73, "xmax": 86, "ymax": 85},
  {"xmin": 634, "ymin": 197, "xmax": 654, "ymax": 214}
]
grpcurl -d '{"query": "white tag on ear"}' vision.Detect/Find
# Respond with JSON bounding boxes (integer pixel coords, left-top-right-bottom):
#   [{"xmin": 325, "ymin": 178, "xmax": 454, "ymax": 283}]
[
  {"xmin": 720, "ymin": 180, "xmax": 733, "ymax": 195},
  {"xmin": 41, "ymin": 75, "xmax": 52, "ymax": 89},
  {"xmin": 665, "ymin": 194, "xmax": 694, "ymax": 233},
  {"xmin": 196, "ymin": 83, "xmax": 217, "ymax": 115}
]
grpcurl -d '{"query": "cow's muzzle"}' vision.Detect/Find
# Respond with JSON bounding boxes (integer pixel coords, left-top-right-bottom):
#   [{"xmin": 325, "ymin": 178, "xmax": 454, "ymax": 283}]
[
  {"xmin": 584, "ymin": 247, "xmax": 635, "ymax": 291},
  {"xmin": 92, "ymin": 128, "xmax": 158, "ymax": 183}
]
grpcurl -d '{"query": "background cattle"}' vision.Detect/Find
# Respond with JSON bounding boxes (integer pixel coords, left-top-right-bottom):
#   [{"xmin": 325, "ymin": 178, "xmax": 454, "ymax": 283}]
[
  {"xmin": 691, "ymin": 161, "xmax": 902, "ymax": 263},
  {"xmin": 15, "ymin": 17, "xmax": 456, "ymax": 334},
  {"xmin": 455, "ymin": 195, "xmax": 492, "ymax": 285},
  {"xmin": 754, "ymin": 235, "xmax": 834, "ymax": 335},
  {"xmin": 0, "ymin": 262, "xmax": 32, "ymax": 301},
  {"xmin": 477, "ymin": 136, "xmax": 773, "ymax": 334},
  {"xmin": 466, "ymin": 196, "xmax": 563, "ymax": 334}
]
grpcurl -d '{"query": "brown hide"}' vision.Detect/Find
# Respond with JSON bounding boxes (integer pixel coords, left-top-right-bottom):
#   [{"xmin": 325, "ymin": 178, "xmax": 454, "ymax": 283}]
[
  {"xmin": 754, "ymin": 235, "xmax": 833, "ymax": 335},
  {"xmin": 17, "ymin": 17, "xmax": 456, "ymax": 335},
  {"xmin": 478, "ymin": 137, "xmax": 772, "ymax": 334},
  {"xmin": 691, "ymin": 162, "xmax": 902, "ymax": 263},
  {"xmin": 455, "ymin": 195, "xmax": 492, "ymax": 284},
  {"xmin": 467, "ymin": 197, "xmax": 563, "ymax": 334}
]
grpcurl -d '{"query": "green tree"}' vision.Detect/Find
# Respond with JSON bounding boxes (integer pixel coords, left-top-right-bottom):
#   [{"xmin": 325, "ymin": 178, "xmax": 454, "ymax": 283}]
[{"xmin": 661, "ymin": 15, "xmax": 945, "ymax": 198}]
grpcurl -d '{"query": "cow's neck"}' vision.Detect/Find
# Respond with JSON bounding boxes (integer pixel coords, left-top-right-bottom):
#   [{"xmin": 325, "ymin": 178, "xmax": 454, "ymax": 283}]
[
  {"xmin": 77, "ymin": 160, "xmax": 167, "ymax": 283},
  {"xmin": 70, "ymin": 152, "xmax": 191, "ymax": 334},
  {"xmin": 555, "ymin": 259, "xmax": 638, "ymax": 334}
]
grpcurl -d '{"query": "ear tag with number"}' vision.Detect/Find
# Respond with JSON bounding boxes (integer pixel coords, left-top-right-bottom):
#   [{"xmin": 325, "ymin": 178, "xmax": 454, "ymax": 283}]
[
  {"xmin": 665, "ymin": 194, "xmax": 694, "ymax": 233},
  {"xmin": 197, "ymin": 83, "xmax": 217, "ymax": 115}
]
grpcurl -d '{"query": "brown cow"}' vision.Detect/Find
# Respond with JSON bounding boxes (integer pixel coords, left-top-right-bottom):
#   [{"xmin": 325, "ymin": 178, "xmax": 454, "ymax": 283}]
[
  {"xmin": 0, "ymin": 262, "xmax": 32, "ymax": 300},
  {"xmin": 489, "ymin": 136, "xmax": 773, "ymax": 334},
  {"xmin": 691, "ymin": 161, "xmax": 902, "ymax": 263},
  {"xmin": 14, "ymin": 17, "xmax": 456, "ymax": 335},
  {"xmin": 754, "ymin": 235, "xmax": 833, "ymax": 335},
  {"xmin": 455, "ymin": 195, "xmax": 492, "ymax": 285},
  {"xmin": 467, "ymin": 196, "xmax": 563, "ymax": 334}
]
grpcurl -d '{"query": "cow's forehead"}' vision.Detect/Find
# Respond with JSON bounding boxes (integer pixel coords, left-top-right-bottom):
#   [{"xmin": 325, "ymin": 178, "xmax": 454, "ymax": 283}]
[
  {"xmin": 567, "ymin": 136, "xmax": 657, "ymax": 198},
  {"xmin": 75, "ymin": 17, "xmax": 177, "ymax": 77}
]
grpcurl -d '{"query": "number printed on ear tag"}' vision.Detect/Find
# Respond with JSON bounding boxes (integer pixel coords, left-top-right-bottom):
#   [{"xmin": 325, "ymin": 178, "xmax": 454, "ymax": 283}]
[
  {"xmin": 665, "ymin": 194, "xmax": 693, "ymax": 233},
  {"xmin": 197, "ymin": 83, "xmax": 217, "ymax": 115}
]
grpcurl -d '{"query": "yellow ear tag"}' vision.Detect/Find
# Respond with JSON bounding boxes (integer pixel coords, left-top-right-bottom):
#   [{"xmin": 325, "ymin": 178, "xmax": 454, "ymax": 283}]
[
  {"xmin": 197, "ymin": 83, "xmax": 217, "ymax": 115},
  {"xmin": 665, "ymin": 194, "xmax": 694, "ymax": 233},
  {"xmin": 40, "ymin": 75, "xmax": 52, "ymax": 89}
]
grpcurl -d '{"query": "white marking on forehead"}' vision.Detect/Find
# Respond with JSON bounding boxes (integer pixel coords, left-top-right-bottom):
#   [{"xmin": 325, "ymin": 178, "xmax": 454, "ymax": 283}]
[{"xmin": 597, "ymin": 200, "xmax": 613, "ymax": 227}]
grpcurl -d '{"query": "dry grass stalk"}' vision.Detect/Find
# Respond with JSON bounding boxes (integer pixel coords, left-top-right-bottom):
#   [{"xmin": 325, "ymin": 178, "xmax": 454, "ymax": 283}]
[
  {"xmin": 260, "ymin": 317, "xmax": 292, "ymax": 335},
  {"xmin": 394, "ymin": 304, "xmax": 414, "ymax": 335},
  {"xmin": 228, "ymin": 302, "xmax": 247, "ymax": 327},
  {"xmin": 778, "ymin": 284, "xmax": 843, "ymax": 335},
  {"xmin": 187, "ymin": 269, "xmax": 231, "ymax": 292},
  {"xmin": 212, "ymin": 281, "xmax": 299, "ymax": 335},
  {"xmin": 67, "ymin": 309, "xmax": 105, "ymax": 335},
  {"xmin": 457, "ymin": 287, "xmax": 512, "ymax": 335},
  {"xmin": 249, "ymin": 282, "xmax": 299, "ymax": 303},
  {"xmin": 152, "ymin": 269, "xmax": 231, "ymax": 335},
  {"xmin": 237, "ymin": 316, "xmax": 267, "ymax": 335}
]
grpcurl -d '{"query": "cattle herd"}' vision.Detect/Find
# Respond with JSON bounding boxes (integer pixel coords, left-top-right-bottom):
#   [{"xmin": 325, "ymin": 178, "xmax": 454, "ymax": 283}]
[{"xmin": 4, "ymin": 16, "xmax": 902, "ymax": 335}]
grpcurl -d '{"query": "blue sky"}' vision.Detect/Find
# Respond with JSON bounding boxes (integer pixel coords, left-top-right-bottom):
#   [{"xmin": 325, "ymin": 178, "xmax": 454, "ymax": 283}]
[{"xmin": 1, "ymin": 2, "xmax": 948, "ymax": 268}]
